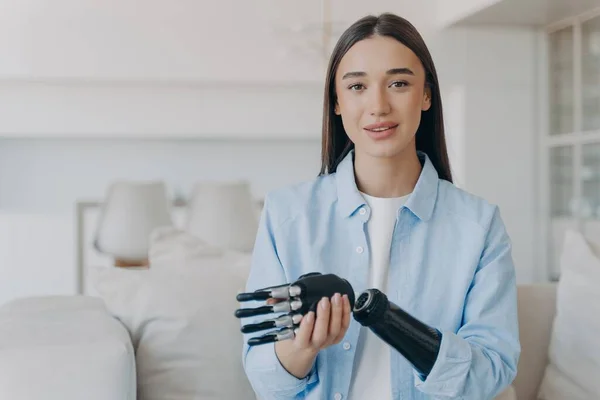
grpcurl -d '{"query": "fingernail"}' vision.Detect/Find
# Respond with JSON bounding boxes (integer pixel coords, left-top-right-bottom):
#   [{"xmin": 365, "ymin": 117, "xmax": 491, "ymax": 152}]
[
  {"xmin": 305, "ymin": 312, "xmax": 314, "ymax": 323},
  {"xmin": 333, "ymin": 293, "xmax": 341, "ymax": 305},
  {"xmin": 321, "ymin": 297, "xmax": 329, "ymax": 310}
]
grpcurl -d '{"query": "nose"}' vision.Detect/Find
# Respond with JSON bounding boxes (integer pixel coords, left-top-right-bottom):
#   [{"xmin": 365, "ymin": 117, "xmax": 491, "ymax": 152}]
[{"xmin": 369, "ymin": 87, "xmax": 391, "ymax": 116}]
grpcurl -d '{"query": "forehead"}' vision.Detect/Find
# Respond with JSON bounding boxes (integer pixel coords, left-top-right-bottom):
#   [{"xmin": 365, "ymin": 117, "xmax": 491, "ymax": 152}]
[{"xmin": 336, "ymin": 35, "xmax": 424, "ymax": 78}]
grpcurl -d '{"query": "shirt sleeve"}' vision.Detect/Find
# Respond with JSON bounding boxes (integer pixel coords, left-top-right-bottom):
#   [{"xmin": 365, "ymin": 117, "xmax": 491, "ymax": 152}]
[
  {"xmin": 241, "ymin": 194, "xmax": 319, "ymax": 399},
  {"xmin": 414, "ymin": 206, "xmax": 521, "ymax": 399}
]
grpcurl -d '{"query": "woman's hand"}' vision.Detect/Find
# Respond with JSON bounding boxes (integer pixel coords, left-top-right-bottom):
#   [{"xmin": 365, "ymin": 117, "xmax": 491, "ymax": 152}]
[{"xmin": 270, "ymin": 293, "xmax": 352, "ymax": 379}]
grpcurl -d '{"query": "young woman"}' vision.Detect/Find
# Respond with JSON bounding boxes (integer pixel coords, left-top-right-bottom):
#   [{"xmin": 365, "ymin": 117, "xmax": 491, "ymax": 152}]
[{"xmin": 241, "ymin": 12, "xmax": 520, "ymax": 400}]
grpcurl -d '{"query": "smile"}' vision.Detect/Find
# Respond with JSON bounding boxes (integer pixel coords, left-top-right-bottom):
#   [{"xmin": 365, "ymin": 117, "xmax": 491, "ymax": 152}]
[
  {"xmin": 366, "ymin": 126, "xmax": 397, "ymax": 132},
  {"xmin": 363, "ymin": 122, "xmax": 399, "ymax": 139}
]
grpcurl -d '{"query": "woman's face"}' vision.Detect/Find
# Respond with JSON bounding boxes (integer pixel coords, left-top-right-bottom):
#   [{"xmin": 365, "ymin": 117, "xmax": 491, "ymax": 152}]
[{"xmin": 334, "ymin": 35, "xmax": 431, "ymax": 160}]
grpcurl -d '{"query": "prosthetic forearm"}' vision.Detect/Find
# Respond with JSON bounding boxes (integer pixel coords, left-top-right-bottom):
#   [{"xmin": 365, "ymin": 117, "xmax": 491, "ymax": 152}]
[
  {"xmin": 234, "ymin": 273, "xmax": 441, "ymax": 377},
  {"xmin": 353, "ymin": 288, "xmax": 442, "ymax": 377}
]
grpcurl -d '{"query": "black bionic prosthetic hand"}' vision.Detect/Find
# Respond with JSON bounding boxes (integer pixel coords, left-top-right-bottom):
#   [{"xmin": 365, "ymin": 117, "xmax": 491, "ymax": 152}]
[
  {"xmin": 235, "ymin": 272, "xmax": 356, "ymax": 346},
  {"xmin": 234, "ymin": 273, "xmax": 441, "ymax": 378},
  {"xmin": 353, "ymin": 288, "xmax": 442, "ymax": 377}
]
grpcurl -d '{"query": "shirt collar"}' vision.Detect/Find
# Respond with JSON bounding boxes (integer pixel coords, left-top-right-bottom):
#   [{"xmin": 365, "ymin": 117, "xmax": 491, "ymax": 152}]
[{"xmin": 335, "ymin": 149, "xmax": 439, "ymax": 221}]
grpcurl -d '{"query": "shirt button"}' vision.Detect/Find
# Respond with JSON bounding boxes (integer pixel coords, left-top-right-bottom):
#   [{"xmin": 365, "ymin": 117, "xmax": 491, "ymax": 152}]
[
  {"xmin": 359, "ymin": 207, "xmax": 366, "ymax": 215},
  {"xmin": 334, "ymin": 393, "xmax": 343, "ymax": 400},
  {"xmin": 343, "ymin": 342, "xmax": 351, "ymax": 350},
  {"xmin": 356, "ymin": 246, "xmax": 363, "ymax": 254}
]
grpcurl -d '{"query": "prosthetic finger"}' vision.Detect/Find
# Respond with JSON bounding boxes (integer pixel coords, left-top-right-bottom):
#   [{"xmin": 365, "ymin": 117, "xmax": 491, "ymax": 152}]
[
  {"xmin": 236, "ymin": 283, "xmax": 298, "ymax": 302},
  {"xmin": 247, "ymin": 327, "xmax": 300, "ymax": 346},
  {"xmin": 353, "ymin": 289, "xmax": 442, "ymax": 378},
  {"xmin": 240, "ymin": 313, "xmax": 303, "ymax": 334},
  {"xmin": 234, "ymin": 299, "xmax": 303, "ymax": 318}
]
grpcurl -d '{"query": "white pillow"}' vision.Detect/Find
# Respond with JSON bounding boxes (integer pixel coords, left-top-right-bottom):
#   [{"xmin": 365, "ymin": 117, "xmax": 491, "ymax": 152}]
[
  {"xmin": 538, "ymin": 230, "xmax": 600, "ymax": 400},
  {"xmin": 91, "ymin": 227, "xmax": 255, "ymax": 400}
]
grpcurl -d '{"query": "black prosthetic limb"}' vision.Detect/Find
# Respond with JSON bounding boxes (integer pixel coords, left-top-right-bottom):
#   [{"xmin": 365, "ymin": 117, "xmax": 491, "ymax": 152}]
[
  {"xmin": 235, "ymin": 273, "xmax": 442, "ymax": 377},
  {"xmin": 353, "ymin": 288, "xmax": 442, "ymax": 377},
  {"xmin": 234, "ymin": 272, "xmax": 356, "ymax": 346}
]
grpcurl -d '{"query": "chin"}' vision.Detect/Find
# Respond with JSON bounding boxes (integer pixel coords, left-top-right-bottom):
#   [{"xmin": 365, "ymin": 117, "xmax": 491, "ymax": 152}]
[
  {"xmin": 361, "ymin": 145, "xmax": 406, "ymax": 159},
  {"xmin": 358, "ymin": 138, "xmax": 413, "ymax": 159}
]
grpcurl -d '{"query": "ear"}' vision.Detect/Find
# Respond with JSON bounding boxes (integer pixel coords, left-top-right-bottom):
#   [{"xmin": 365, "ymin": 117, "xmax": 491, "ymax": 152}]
[
  {"xmin": 334, "ymin": 101, "xmax": 341, "ymax": 115},
  {"xmin": 422, "ymin": 86, "xmax": 432, "ymax": 111}
]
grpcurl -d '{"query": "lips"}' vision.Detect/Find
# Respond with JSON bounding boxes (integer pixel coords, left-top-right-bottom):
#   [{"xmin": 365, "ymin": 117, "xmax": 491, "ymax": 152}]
[
  {"xmin": 364, "ymin": 121, "xmax": 398, "ymax": 131},
  {"xmin": 363, "ymin": 121, "xmax": 398, "ymax": 140}
]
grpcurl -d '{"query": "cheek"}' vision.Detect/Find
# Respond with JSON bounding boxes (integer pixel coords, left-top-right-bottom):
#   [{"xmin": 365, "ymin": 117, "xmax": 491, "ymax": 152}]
[
  {"xmin": 391, "ymin": 93, "xmax": 424, "ymax": 137},
  {"xmin": 338, "ymin": 95, "xmax": 362, "ymax": 116},
  {"xmin": 395, "ymin": 92, "xmax": 425, "ymax": 122},
  {"xmin": 401, "ymin": 91, "xmax": 425, "ymax": 111},
  {"xmin": 338, "ymin": 99, "xmax": 364, "ymax": 129},
  {"xmin": 339, "ymin": 112, "xmax": 361, "ymax": 142}
]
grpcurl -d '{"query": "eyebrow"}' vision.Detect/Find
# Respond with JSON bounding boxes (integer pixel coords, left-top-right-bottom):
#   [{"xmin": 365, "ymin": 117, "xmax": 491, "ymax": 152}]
[{"xmin": 341, "ymin": 68, "xmax": 415, "ymax": 80}]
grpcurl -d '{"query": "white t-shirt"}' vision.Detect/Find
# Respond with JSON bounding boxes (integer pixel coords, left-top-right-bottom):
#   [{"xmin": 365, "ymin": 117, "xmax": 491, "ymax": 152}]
[{"xmin": 348, "ymin": 192, "xmax": 409, "ymax": 400}]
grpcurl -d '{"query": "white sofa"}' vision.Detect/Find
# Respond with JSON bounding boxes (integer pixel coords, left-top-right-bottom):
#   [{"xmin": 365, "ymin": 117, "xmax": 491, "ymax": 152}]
[
  {"xmin": 0, "ymin": 283, "xmax": 557, "ymax": 400},
  {"xmin": 512, "ymin": 283, "xmax": 557, "ymax": 400},
  {"xmin": 0, "ymin": 295, "xmax": 136, "ymax": 400}
]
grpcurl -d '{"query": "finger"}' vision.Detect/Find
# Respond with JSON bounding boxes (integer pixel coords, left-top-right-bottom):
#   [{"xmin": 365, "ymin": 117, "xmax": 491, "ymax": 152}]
[
  {"xmin": 334, "ymin": 294, "xmax": 352, "ymax": 343},
  {"xmin": 342, "ymin": 294, "xmax": 351, "ymax": 328},
  {"xmin": 311, "ymin": 297, "xmax": 330, "ymax": 348},
  {"xmin": 293, "ymin": 311, "xmax": 314, "ymax": 348},
  {"xmin": 327, "ymin": 293, "xmax": 343, "ymax": 344}
]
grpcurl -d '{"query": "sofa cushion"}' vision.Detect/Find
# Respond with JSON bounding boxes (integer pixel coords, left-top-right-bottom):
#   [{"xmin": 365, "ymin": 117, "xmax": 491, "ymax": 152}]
[
  {"xmin": 538, "ymin": 230, "xmax": 600, "ymax": 399},
  {"xmin": 0, "ymin": 295, "xmax": 135, "ymax": 400},
  {"xmin": 91, "ymin": 227, "xmax": 255, "ymax": 400}
]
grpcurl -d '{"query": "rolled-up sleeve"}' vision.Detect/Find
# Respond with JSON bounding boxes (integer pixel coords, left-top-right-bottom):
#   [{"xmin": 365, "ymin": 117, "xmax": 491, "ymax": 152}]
[
  {"xmin": 414, "ymin": 207, "xmax": 521, "ymax": 399},
  {"xmin": 241, "ymin": 194, "xmax": 319, "ymax": 399}
]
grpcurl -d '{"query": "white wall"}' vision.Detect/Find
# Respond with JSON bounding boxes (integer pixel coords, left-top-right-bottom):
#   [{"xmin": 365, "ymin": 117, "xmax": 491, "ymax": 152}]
[
  {"xmin": 0, "ymin": 213, "xmax": 74, "ymax": 303},
  {"xmin": 0, "ymin": 138, "xmax": 322, "ymax": 213},
  {"xmin": 465, "ymin": 29, "xmax": 540, "ymax": 284},
  {"xmin": 0, "ymin": 82, "xmax": 323, "ymax": 139},
  {"xmin": 0, "ymin": 0, "xmax": 324, "ymax": 83},
  {"xmin": 435, "ymin": 0, "xmax": 503, "ymax": 28},
  {"xmin": 431, "ymin": 26, "xmax": 541, "ymax": 283}
]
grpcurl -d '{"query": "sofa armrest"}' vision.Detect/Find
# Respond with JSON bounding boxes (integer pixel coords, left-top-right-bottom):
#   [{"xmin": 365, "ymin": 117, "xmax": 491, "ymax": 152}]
[
  {"xmin": 513, "ymin": 283, "xmax": 557, "ymax": 400},
  {"xmin": 0, "ymin": 295, "xmax": 136, "ymax": 400},
  {"xmin": 495, "ymin": 385, "xmax": 517, "ymax": 400}
]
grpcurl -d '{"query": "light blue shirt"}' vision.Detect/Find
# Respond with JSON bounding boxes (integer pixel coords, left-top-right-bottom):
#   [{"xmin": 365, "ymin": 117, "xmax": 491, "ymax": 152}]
[{"xmin": 241, "ymin": 150, "xmax": 520, "ymax": 400}]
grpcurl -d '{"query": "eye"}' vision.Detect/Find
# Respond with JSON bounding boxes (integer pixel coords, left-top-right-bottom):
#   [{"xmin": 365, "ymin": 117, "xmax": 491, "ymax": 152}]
[
  {"xmin": 348, "ymin": 83, "xmax": 365, "ymax": 91},
  {"xmin": 390, "ymin": 81, "xmax": 408, "ymax": 88}
]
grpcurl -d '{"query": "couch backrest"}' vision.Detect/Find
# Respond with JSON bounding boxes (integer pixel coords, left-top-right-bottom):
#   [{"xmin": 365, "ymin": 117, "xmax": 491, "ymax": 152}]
[{"xmin": 513, "ymin": 283, "xmax": 557, "ymax": 400}]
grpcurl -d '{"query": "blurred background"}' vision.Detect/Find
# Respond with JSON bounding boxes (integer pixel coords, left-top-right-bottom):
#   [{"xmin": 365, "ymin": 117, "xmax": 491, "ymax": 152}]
[{"xmin": 0, "ymin": 0, "xmax": 599, "ymax": 305}]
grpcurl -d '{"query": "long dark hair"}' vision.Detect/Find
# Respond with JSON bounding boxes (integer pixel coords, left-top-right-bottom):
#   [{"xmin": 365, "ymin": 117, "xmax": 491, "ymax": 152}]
[{"xmin": 319, "ymin": 13, "xmax": 452, "ymax": 183}]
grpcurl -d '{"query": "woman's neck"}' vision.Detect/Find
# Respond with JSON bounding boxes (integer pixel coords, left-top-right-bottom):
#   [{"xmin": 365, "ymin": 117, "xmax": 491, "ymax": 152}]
[{"xmin": 354, "ymin": 147, "xmax": 422, "ymax": 198}]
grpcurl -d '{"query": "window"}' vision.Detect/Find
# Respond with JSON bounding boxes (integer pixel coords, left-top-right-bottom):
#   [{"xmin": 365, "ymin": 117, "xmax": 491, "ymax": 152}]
[{"xmin": 544, "ymin": 9, "xmax": 600, "ymax": 280}]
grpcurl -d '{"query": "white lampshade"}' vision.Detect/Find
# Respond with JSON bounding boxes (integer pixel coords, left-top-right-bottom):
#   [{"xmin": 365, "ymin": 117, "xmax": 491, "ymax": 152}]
[
  {"xmin": 94, "ymin": 181, "xmax": 173, "ymax": 262},
  {"xmin": 185, "ymin": 181, "xmax": 259, "ymax": 253}
]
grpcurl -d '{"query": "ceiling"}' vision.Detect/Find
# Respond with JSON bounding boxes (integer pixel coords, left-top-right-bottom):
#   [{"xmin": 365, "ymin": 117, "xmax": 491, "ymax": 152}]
[{"xmin": 454, "ymin": 0, "xmax": 600, "ymax": 27}]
